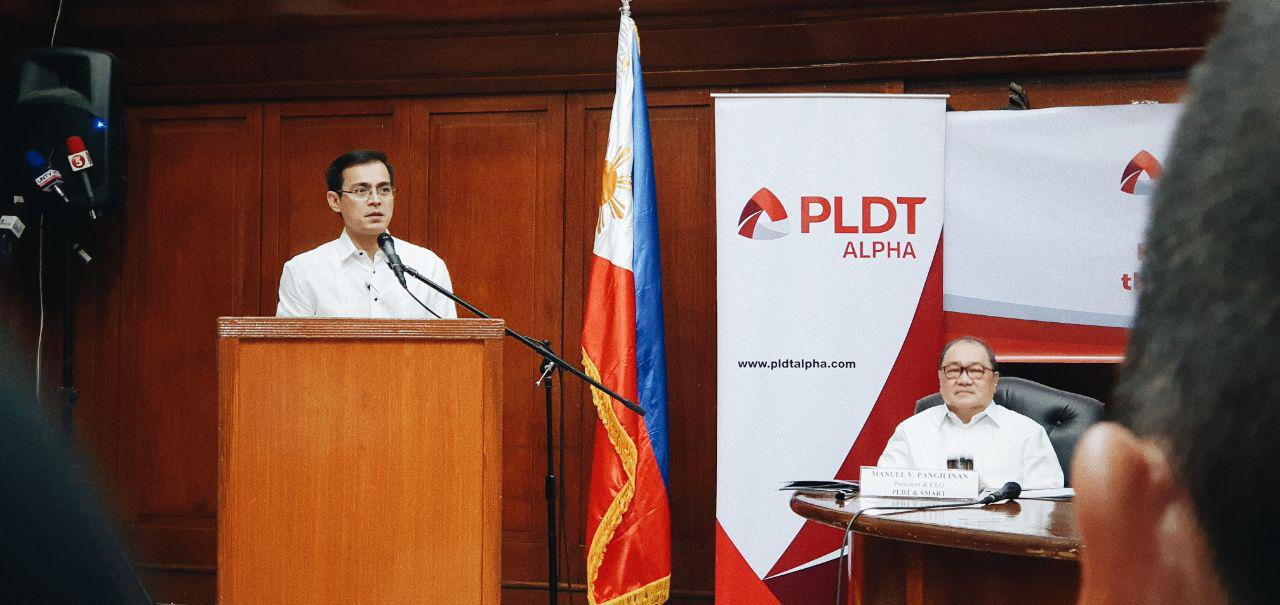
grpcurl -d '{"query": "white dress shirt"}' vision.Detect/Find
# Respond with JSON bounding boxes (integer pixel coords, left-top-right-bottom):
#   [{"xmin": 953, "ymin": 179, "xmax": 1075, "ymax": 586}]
[
  {"xmin": 276, "ymin": 230, "xmax": 458, "ymax": 319},
  {"xmin": 876, "ymin": 402, "xmax": 1064, "ymax": 489}
]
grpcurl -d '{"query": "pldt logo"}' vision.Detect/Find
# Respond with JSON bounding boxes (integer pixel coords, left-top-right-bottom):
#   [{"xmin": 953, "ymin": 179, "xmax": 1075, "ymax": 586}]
[
  {"xmin": 737, "ymin": 187, "xmax": 790, "ymax": 240},
  {"xmin": 1120, "ymin": 150, "xmax": 1163, "ymax": 195}
]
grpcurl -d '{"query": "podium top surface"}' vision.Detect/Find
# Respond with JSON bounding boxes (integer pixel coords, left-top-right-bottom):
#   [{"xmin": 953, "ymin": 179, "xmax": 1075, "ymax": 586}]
[
  {"xmin": 791, "ymin": 492, "xmax": 1081, "ymax": 561},
  {"xmin": 217, "ymin": 317, "xmax": 505, "ymax": 339}
]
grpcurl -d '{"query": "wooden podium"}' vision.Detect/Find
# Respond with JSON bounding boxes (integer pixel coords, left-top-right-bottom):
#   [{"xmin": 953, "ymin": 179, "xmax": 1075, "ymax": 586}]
[{"xmin": 216, "ymin": 318, "xmax": 504, "ymax": 603}]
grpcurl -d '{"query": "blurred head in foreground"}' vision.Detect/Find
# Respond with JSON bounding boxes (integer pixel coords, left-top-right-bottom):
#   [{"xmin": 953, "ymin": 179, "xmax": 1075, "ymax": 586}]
[
  {"xmin": 1073, "ymin": 2, "xmax": 1280, "ymax": 604},
  {"xmin": 0, "ymin": 344, "xmax": 150, "ymax": 603}
]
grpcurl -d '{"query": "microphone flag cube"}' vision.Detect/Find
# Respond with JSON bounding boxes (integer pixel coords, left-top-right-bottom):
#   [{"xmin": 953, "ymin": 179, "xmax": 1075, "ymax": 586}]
[
  {"xmin": 35, "ymin": 168, "xmax": 63, "ymax": 190},
  {"xmin": 68, "ymin": 150, "xmax": 93, "ymax": 171}
]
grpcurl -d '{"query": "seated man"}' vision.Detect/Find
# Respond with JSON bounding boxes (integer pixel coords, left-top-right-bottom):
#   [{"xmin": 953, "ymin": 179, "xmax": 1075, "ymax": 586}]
[{"xmin": 877, "ymin": 337, "xmax": 1064, "ymax": 489}]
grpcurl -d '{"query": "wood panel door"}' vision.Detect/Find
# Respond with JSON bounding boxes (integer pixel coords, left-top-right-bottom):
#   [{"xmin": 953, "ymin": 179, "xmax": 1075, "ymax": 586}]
[
  {"xmin": 405, "ymin": 94, "xmax": 566, "ymax": 596},
  {"xmin": 119, "ymin": 104, "xmax": 263, "ymax": 593},
  {"xmin": 563, "ymin": 88, "xmax": 719, "ymax": 602},
  {"xmin": 260, "ymin": 99, "xmax": 412, "ymax": 312}
]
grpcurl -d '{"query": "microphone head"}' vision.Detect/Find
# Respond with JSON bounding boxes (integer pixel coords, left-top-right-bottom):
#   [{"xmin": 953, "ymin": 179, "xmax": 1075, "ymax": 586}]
[
  {"xmin": 979, "ymin": 481, "xmax": 1022, "ymax": 504},
  {"xmin": 1000, "ymin": 481, "xmax": 1022, "ymax": 499},
  {"xmin": 377, "ymin": 232, "xmax": 392, "ymax": 247},
  {"xmin": 24, "ymin": 150, "xmax": 47, "ymax": 171},
  {"xmin": 66, "ymin": 136, "xmax": 87, "ymax": 154}
]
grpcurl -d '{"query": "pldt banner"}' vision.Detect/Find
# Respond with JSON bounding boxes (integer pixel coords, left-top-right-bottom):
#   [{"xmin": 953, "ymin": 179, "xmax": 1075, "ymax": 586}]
[
  {"xmin": 714, "ymin": 94, "xmax": 947, "ymax": 603},
  {"xmin": 944, "ymin": 103, "xmax": 1182, "ymax": 360}
]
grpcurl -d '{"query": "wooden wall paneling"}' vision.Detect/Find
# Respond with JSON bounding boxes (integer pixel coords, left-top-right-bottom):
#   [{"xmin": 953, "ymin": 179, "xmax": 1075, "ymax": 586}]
[
  {"xmin": 71, "ymin": 202, "xmax": 128, "ymax": 505},
  {"xmin": 404, "ymin": 94, "xmax": 567, "ymax": 595},
  {"xmin": 564, "ymin": 87, "xmax": 718, "ymax": 602},
  {"xmin": 0, "ymin": 208, "xmax": 124, "ymax": 477},
  {"xmin": 559, "ymin": 90, "xmax": 591, "ymax": 603},
  {"xmin": 71, "ymin": 2, "xmax": 1224, "ymax": 102},
  {"xmin": 119, "ymin": 103, "xmax": 263, "ymax": 602},
  {"xmin": 260, "ymin": 98, "xmax": 412, "ymax": 313},
  {"xmin": 906, "ymin": 73, "xmax": 1188, "ymax": 111}
]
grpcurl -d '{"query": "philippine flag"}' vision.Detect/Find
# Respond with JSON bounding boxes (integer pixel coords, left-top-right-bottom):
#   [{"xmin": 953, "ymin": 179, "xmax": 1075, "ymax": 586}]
[{"xmin": 580, "ymin": 12, "xmax": 672, "ymax": 605}]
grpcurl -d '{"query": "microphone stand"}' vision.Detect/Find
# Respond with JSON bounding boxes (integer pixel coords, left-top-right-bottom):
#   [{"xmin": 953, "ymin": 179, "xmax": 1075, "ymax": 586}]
[
  {"xmin": 536, "ymin": 348, "xmax": 558, "ymax": 605},
  {"xmin": 398, "ymin": 262, "xmax": 644, "ymax": 605}
]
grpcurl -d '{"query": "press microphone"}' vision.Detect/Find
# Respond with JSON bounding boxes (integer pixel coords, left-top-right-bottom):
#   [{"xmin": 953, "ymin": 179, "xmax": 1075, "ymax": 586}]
[
  {"xmin": 65, "ymin": 136, "xmax": 97, "ymax": 205},
  {"xmin": 376, "ymin": 232, "xmax": 408, "ymax": 288},
  {"xmin": 25, "ymin": 150, "xmax": 71, "ymax": 204},
  {"xmin": 978, "ymin": 481, "xmax": 1022, "ymax": 505}
]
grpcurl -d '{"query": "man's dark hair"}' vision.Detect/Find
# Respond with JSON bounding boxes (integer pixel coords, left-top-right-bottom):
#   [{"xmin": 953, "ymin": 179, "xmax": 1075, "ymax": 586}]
[
  {"xmin": 1115, "ymin": 3, "xmax": 1280, "ymax": 603},
  {"xmin": 325, "ymin": 150, "xmax": 394, "ymax": 193},
  {"xmin": 938, "ymin": 336, "xmax": 998, "ymax": 372}
]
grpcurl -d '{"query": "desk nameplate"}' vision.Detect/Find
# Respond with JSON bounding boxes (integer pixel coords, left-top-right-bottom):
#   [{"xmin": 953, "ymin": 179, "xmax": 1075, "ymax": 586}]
[{"xmin": 860, "ymin": 466, "xmax": 979, "ymax": 499}]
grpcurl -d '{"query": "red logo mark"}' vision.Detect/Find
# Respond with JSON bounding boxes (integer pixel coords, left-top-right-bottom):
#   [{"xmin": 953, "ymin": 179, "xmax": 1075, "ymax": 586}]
[
  {"xmin": 737, "ymin": 187, "xmax": 790, "ymax": 240},
  {"xmin": 1121, "ymin": 150, "xmax": 1163, "ymax": 195}
]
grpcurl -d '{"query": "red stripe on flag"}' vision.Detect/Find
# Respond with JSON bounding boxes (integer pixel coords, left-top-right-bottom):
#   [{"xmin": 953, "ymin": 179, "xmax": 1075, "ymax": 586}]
[
  {"xmin": 582, "ymin": 255, "xmax": 639, "ymax": 400},
  {"xmin": 583, "ymin": 254, "xmax": 671, "ymax": 603}
]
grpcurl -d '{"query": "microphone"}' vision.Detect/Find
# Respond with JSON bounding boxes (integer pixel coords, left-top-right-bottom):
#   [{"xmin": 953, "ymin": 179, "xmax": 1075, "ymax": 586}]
[
  {"xmin": 25, "ymin": 150, "xmax": 71, "ymax": 204},
  {"xmin": 376, "ymin": 232, "xmax": 408, "ymax": 288},
  {"xmin": 65, "ymin": 136, "xmax": 97, "ymax": 206},
  {"xmin": 978, "ymin": 481, "xmax": 1022, "ymax": 505}
]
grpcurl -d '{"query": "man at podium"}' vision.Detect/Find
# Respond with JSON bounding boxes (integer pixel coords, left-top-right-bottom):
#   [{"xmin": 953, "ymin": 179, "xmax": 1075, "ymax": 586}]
[
  {"xmin": 276, "ymin": 149, "xmax": 458, "ymax": 319},
  {"xmin": 876, "ymin": 337, "xmax": 1064, "ymax": 489}
]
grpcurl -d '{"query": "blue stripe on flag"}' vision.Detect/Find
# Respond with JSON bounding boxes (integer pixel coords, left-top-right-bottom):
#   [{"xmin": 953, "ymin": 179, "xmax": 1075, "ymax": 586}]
[{"xmin": 628, "ymin": 37, "xmax": 671, "ymax": 486}]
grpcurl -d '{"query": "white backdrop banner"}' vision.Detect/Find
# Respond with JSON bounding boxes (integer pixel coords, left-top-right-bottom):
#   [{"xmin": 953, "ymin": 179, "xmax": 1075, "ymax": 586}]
[
  {"xmin": 943, "ymin": 104, "xmax": 1182, "ymax": 358},
  {"xmin": 714, "ymin": 94, "xmax": 947, "ymax": 603}
]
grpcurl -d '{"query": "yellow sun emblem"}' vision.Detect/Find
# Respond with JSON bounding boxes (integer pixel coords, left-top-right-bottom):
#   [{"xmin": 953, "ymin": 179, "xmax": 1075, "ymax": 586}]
[{"xmin": 598, "ymin": 146, "xmax": 632, "ymax": 233}]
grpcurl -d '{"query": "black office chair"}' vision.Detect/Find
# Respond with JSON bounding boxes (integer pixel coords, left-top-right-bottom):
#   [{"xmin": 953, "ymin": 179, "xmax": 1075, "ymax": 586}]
[{"xmin": 914, "ymin": 376, "xmax": 1105, "ymax": 485}]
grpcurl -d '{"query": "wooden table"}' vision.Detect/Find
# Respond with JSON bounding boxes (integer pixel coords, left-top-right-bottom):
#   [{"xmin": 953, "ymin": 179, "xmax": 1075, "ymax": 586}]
[{"xmin": 791, "ymin": 492, "xmax": 1081, "ymax": 605}]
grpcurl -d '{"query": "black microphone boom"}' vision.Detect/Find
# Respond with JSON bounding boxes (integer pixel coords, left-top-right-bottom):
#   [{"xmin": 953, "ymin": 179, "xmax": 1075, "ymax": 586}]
[
  {"xmin": 376, "ymin": 232, "xmax": 408, "ymax": 288},
  {"xmin": 393, "ymin": 258, "xmax": 646, "ymax": 417}
]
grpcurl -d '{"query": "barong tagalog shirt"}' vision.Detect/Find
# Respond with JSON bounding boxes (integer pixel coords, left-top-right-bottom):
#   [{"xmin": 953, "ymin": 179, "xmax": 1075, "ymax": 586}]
[
  {"xmin": 276, "ymin": 230, "xmax": 458, "ymax": 319},
  {"xmin": 876, "ymin": 402, "xmax": 1065, "ymax": 489}
]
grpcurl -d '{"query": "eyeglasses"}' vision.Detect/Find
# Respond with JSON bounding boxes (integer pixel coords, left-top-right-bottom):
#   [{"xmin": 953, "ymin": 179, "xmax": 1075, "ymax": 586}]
[
  {"xmin": 941, "ymin": 364, "xmax": 995, "ymax": 381},
  {"xmin": 340, "ymin": 185, "xmax": 395, "ymax": 201}
]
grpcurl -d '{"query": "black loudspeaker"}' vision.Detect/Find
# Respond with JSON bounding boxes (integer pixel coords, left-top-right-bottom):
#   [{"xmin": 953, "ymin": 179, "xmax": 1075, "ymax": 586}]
[{"xmin": 11, "ymin": 47, "xmax": 123, "ymax": 213}]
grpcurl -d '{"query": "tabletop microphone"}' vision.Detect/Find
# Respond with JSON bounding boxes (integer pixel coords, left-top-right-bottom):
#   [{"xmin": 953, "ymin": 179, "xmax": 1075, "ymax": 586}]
[
  {"xmin": 978, "ymin": 481, "xmax": 1022, "ymax": 505},
  {"xmin": 65, "ymin": 136, "xmax": 98, "ymax": 209},
  {"xmin": 25, "ymin": 150, "xmax": 71, "ymax": 204},
  {"xmin": 376, "ymin": 232, "xmax": 408, "ymax": 288}
]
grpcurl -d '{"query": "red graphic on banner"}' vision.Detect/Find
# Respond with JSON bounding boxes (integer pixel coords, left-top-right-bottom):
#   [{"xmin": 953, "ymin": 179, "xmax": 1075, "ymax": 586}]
[
  {"xmin": 1120, "ymin": 150, "xmax": 1163, "ymax": 195},
  {"xmin": 716, "ymin": 521, "xmax": 782, "ymax": 604},
  {"xmin": 763, "ymin": 237, "xmax": 944, "ymax": 589},
  {"xmin": 944, "ymin": 311, "xmax": 1129, "ymax": 361}
]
